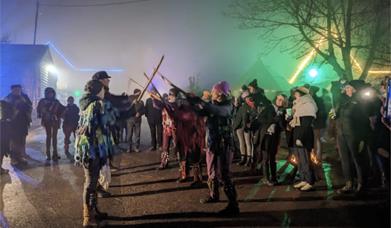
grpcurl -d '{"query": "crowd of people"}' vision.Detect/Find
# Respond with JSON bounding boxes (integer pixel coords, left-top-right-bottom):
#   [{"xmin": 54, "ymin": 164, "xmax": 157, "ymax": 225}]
[{"xmin": 0, "ymin": 71, "xmax": 390, "ymax": 227}]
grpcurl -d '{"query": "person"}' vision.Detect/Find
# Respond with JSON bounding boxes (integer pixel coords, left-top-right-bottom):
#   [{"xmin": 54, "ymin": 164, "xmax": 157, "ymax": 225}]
[
  {"xmin": 201, "ymin": 90, "xmax": 211, "ymax": 103},
  {"xmin": 127, "ymin": 89, "xmax": 145, "ymax": 153},
  {"xmin": 290, "ymin": 86, "xmax": 318, "ymax": 191},
  {"xmin": 247, "ymin": 79, "xmax": 265, "ymax": 104},
  {"xmin": 375, "ymin": 78, "xmax": 390, "ymax": 186},
  {"xmin": 0, "ymin": 100, "xmax": 13, "ymax": 174},
  {"xmin": 261, "ymin": 94, "xmax": 287, "ymax": 186},
  {"xmin": 37, "ymin": 87, "xmax": 65, "ymax": 161},
  {"xmin": 233, "ymin": 85, "xmax": 251, "ymax": 166},
  {"xmin": 92, "ymin": 71, "xmax": 125, "ymax": 197},
  {"xmin": 158, "ymin": 88, "xmax": 178, "ymax": 170},
  {"xmin": 310, "ymin": 86, "xmax": 327, "ymax": 161},
  {"xmin": 333, "ymin": 80, "xmax": 371, "ymax": 194},
  {"xmin": 62, "ymin": 96, "xmax": 80, "ymax": 158},
  {"xmin": 246, "ymin": 79, "xmax": 272, "ymax": 169},
  {"xmin": 145, "ymin": 90, "xmax": 163, "ymax": 151},
  {"xmin": 4, "ymin": 84, "xmax": 32, "ymax": 166},
  {"xmin": 192, "ymin": 81, "xmax": 239, "ymax": 216},
  {"xmin": 75, "ymin": 80, "xmax": 114, "ymax": 227}
]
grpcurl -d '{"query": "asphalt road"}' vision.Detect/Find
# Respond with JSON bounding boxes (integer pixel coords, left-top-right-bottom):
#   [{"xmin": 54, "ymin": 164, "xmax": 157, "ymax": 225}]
[{"xmin": 0, "ymin": 126, "xmax": 389, "ymax": 227}]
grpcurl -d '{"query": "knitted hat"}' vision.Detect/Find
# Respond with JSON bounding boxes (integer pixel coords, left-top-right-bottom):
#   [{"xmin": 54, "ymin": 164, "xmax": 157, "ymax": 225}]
[
  {"xmin": 248, "ymin": 79, "xmax": 258, "ymax": 88},
  {"xmin": 212, "ymin": 81, "xmax": 230, "ymax": 96}
]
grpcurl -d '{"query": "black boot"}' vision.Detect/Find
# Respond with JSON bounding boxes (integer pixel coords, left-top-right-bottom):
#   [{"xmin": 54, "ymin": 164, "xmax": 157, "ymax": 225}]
[
  {"xmin": 90, "ymin": 193, "xmax": 108, "ymax": 220},
  {"xmin": 200, "ymin": 179, "xmax": 219, "ymax": 204},
  {"xmin": 219, "ymin": 183, "xmax": 239, "ymax": 216},
  {"xmin": 245, "ymin": 157, "xmax": 252, "ymax": 167},
  {"xmin": 97, "ymin": 184, "xmax": 111, "ymax": 198},
  {"xmin": 237, "ymin": 155, "xmax": 247, "ymax": 166},
  {"xmin": 190, "ymin": 164, "xmax": 203, "ymax": 188}
]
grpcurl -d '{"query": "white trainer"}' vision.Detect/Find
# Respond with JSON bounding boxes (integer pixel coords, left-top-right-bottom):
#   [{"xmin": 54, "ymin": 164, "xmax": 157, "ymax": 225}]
[
  {"xmin": 293, "ymin": 181, "xmax": 307, "ymax": 189},
  {"xmin": 300, "ymin": 183, "xmax": 313, "ymax": 191}
]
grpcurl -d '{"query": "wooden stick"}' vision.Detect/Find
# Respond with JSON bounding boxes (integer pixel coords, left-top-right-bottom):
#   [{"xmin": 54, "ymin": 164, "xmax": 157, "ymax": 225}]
[
  {"xmin": 137, "ymin": 55, "xmax": 164, "ymax": 102},
  {"xmin": 143, "ymin": 72, "xmax": 164, "ymax": 100},
  {"xmin": 129, "ymin": 78, "xmax": 144, "ymax": 88}
]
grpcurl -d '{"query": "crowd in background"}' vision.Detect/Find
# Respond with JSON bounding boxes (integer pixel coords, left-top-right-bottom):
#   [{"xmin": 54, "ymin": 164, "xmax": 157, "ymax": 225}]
[{"xmin": 0, "ymin": 72, "xmax": 390, "ymax": 226}]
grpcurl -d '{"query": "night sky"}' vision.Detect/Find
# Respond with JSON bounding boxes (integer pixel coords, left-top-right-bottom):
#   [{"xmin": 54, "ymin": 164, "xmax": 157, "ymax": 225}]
[{"xmin": 1, "ymin": 0, "xmax": 299, "ymax": 96}]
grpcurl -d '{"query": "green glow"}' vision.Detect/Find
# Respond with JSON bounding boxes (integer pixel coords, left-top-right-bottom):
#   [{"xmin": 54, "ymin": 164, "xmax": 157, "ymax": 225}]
[{"xmin": 74, "ymin": 90, "xmax": 81, "ymax": 97}]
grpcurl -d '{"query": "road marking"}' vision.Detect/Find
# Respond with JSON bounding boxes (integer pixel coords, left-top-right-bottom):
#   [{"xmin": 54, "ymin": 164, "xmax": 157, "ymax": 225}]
[
  {"xmin": 244, "ymin": 179, "xmax": 263, "ymax": 201},
  {"xmin": 322, "ymin": 162, "xmax": 334, "ymax": 200},
  {"xmin": 281, "ymin": 212, "xmax": 291, "ymax": 228},
  {"xmin": 267, "ymin": 189, "xmax": 276, "ymax": 202}
]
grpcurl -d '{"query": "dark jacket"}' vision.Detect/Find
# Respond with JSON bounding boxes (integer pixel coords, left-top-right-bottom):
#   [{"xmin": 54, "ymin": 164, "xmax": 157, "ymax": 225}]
[
  {"xmin": 145, "ymin": 97, "xmax": 163, "ymax": 125},
  {"xmin": 336, "ymin": 94, "xmax": 370, "ymax": 140},
  {"xmin": 4, "ymin": 93, "xmax": 32, "ymax": 137},
  {"xmin": 104, "ymin": 91, "xmax": 135, "ymax": 120},
  {"xmin": 0, "ymin": 100, "xmax": 14, "ymax": 156},
  {"xmin": 232, "ymin": 104, "xmax": 247, "ymax": 130},
  {"xmin": 129, "ymin": 94, "xmax": 145, "ymax": 122},
  {"xmin": 37, "ymin": 98, "xmax": 65, "ymax": 128},
  {"xmin": 313, "ymin": 95, "xmax": 327, "ymax": 129},
  {"xmin": 62, "ymin": 104, "xmax": 80, "ymax": 129},
  {"xmin": 202, "ymin": 99, "xmax": 233, "ymax": 153}
]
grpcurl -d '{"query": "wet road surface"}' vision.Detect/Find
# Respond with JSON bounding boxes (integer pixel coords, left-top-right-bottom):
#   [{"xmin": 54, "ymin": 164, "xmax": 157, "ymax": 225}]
[{"xmin": 0, "ymin": 126, "xmax": 389, "ymax": 227}]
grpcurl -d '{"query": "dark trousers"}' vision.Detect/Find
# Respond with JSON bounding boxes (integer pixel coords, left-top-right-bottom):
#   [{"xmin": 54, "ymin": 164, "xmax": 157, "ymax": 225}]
[
  {"xmin": 148, "ymin": 122, "xmax": 162, "ymax": 149},
  {"xmin": 83, "ymin": 158, "xmax": 101, "ymax": 206},
  {"xmin": 127, "ymin": 117, "xmax": 141, "ymax": 149},
  {"xmin": 206, "ymin": 143, "xmax": 237, "ymax": 206},
  {"xmin": 337, "ymin": 133, "xmax": 363, "ymax": 184},
  {"xmin": 63, "ymin": 126, "xmax": 76, "ymax": 153},
  {"xmin": 10, "ymin": 134, "xmax": 27, "ymax": 162},
  {"xmin": 0, "ymin": 121, "xmax": 10, "ymax": 167},
  {"xmin": 44, "ymin": 124, "xmax": 59, "ymax": 158},
  {"xmin": 261, "ymin": 134, "xmax": 278, "ymax": 181}
]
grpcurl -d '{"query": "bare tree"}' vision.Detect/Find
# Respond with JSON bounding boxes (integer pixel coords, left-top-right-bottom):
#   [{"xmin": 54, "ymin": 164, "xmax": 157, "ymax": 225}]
[
  {"xmin": 187, "ymin": 74, "xmax": 201, "ymax": 94},
  {"xmin": 227, "ymin": 0, "xmax": 390, "ymax": 81}
]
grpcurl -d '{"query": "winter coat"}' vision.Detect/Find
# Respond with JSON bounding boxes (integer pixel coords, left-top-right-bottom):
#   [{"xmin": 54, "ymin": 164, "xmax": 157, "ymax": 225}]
[
  {"xmin": 37, "ymin": 98, "xmax": 65, "ymax": 128},
  {"xmin": 201, "ymin": 99, "xmax": 233, "ymax": 154},
  {"xmin": 145, "ymin": 98, "xmax": 163, "ymax": 125},
  {"xmin": 62, "ymin": 104, "xmax": 80, "ymax": 130},
  {"xmin": 4, "ymin": 93, "xmax": 32, "ymax": 137},
  {"xmin": 0, "ymin": 100, "xmax": 14, "ymax": 156},
  {"xmin": 129, "ymin": 95, "xmax": 145, "ymax": 122},
  {"xmin": 74, "ymin": 94, "xmax": 114, "ymax": 166},
  {"xmin": 336, "ymin": 94, "xmax": 370, "ymax": 140},
  {"xmin": 290, "ymin": 94, "xmax": 318, "ymax": 127}
]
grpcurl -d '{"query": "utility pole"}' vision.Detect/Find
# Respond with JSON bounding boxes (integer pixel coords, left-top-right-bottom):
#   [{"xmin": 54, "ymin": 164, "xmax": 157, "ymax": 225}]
[{"xmin": 33, "ymin": 0, "xmax": 39, "ymax": 44}]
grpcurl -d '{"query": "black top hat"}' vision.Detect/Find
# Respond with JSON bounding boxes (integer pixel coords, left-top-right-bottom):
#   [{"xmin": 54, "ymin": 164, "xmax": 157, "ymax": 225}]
[{"xmin": 92, "ymin": 71, "xmax": 111, "ymax": 80}]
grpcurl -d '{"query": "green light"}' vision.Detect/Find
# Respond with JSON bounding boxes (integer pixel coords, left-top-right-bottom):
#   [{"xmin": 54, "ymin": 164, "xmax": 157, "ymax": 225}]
[
  {"xmin": 309, "ymin": 68, "xmax": 318, "ymax": 78},
  {"xmin": 74, "ymin": 90, "xmax": 81, "ymax": 97}
]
